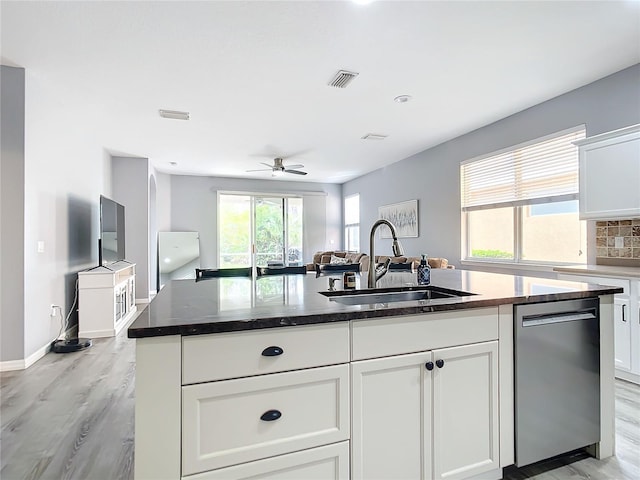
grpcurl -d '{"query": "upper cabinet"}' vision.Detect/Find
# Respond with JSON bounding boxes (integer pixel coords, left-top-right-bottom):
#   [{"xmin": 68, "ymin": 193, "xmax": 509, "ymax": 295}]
[{"xmin": 576, "ymin": 124, "xmax": 640, "ymax": 220}]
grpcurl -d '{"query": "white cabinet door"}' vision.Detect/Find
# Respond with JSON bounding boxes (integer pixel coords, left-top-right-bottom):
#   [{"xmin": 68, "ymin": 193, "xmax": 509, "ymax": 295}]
[
  {"xmin": 576, "ymin": 124, "xmax": 640, "ymax": 220},
  {"xmin": 629, "ymin": 281, "xmax": 640, "ymax": 381},
  {"xmin": 432, "ymin": 341, "xmax": 499, "ymax": 480},
  {"xmin": 184, "ymin": 441, "xmax": 350, "ymax": 480},
  {"xmin": 614, "ymin": 297, "xmax": 632, "ymax": 372},
  {"xmin": 351, "ymin": 352, "xmax": 432, "ymax": 480},
  {"xmin": 352, "ymin": 342, "xmax": 499, "ymax": 480}
]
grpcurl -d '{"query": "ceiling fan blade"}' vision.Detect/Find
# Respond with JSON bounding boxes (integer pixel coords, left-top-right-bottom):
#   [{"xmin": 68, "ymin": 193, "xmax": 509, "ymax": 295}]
[
  {"xmin": 246, "ymin": 168, "xmax": 273, "ymax": 172},
  {"xmin": 284, "ymin": 163, "xmax": 304, "ymax": 170},
  {"xmin": 259, "ymin": 162, "xmax": 274, "ymax": 168},
  {"xmin": 284, "ymin": 169, "xmax": 307, "ymax": 175}
]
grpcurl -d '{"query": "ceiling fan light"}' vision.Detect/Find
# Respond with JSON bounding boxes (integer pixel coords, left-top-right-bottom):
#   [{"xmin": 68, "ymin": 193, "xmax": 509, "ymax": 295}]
[{"xmin": 272, "ymin": 169, "xmax": 284, "ymax": 177}]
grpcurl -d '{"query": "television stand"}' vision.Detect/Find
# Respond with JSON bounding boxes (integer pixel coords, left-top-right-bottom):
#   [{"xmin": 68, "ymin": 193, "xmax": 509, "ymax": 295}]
[
  {"xmin": 51, "ymin": 337, "xmax": 92, "ymax": 353},
  {"xmin": 78, "ymin": 261, "xmax": 137, "ymax": 338}
]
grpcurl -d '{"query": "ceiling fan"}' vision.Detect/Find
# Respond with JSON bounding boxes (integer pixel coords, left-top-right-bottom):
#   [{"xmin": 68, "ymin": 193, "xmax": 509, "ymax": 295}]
[{"xmin": 246, "ymin": 157, "xmax": 307, "ymax": 176}]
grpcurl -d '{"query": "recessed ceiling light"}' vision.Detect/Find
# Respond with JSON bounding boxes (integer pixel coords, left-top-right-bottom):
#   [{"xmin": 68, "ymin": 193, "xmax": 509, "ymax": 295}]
[
  {"xmin": 361, "ymin": 133, "xmax": 388, "ymax": 140},
  {"xmin": 394, "ymin": 95, "xmax": 412, "ymax": 103},
  {"xmin": 164, "ymin": 257, "xmax": 171, "ymax": 263},
  {"xmin": 159, "ymin": 109, "xmax": 190, "ymax": 120}
]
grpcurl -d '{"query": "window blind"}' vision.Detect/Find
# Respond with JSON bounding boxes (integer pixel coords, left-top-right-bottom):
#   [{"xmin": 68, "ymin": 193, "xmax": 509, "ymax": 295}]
[{"xmin": 461, "ymin": 127, "xmax": 586, "ymax": 211}]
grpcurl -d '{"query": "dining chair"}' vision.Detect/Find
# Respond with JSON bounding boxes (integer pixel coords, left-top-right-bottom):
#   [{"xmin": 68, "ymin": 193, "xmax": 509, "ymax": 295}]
[
  {"xmin": 195, "ymin": 267, "xmax": 252, "ymax": 280},
  {"xmin": 257, "ymin": 265, "xmax": 308, "ymax": 276}
]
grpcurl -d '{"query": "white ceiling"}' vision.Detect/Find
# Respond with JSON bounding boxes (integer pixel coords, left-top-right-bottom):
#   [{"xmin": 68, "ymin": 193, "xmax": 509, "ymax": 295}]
[{"xmin": 2, "ymin": 1, "xmax": 639, "ymax": 184}]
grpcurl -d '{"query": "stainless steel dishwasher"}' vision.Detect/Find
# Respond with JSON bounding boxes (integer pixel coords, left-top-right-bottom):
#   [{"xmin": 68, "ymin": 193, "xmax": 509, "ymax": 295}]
[{"xmin": 514, "ymin": 297, "xmax": 600, "ymax": 467}]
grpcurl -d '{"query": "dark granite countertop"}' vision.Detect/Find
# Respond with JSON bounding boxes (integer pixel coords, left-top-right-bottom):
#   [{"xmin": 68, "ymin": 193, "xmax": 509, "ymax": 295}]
[{"xmin": 128, "ymin": 269, "xmax": 623, "ymax": 338}]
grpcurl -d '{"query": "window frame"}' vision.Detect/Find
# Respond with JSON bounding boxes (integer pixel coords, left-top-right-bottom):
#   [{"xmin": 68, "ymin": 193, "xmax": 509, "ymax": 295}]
[
  {"xmin": 217, "ymin": 192, "xmax": 304, "ymax": 268},
  {"xmin": 460, "ymin": 127, "xmax": 587, "ymax": 268},
  {"xmin": 344, "ymin": 193, "xmax": 360, "ymax": 252}
]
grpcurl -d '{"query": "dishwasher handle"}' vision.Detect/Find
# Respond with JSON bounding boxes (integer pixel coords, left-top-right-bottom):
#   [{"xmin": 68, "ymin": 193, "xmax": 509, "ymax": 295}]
[{"xmin": 522, "ymin": 310, "xmax": 597, "ymax": 327}]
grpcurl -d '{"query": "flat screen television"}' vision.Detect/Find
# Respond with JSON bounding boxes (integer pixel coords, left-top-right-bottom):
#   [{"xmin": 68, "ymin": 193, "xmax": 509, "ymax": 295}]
[{"xmin": 99, "ymin": 195, "xmax": 126, "ymax": 266}]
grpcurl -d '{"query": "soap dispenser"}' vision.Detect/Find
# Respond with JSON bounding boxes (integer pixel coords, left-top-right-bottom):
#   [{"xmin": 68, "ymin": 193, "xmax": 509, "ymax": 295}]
[{"xmin": 417, "ymin": 254, "xmax": 431, "ymax": 285}]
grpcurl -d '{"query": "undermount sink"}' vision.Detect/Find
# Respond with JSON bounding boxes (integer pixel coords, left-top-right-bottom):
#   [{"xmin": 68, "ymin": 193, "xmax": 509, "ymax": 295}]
[{"xmin": 320, "ymin": 285, "xmax": 474, "ymax": 305}]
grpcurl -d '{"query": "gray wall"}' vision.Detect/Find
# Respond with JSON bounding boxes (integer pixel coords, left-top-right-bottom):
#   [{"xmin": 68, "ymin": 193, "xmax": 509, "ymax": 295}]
[
  {"xmin": 17, "ymin": 65, "xmax": 107, "ymax": 362},
  {"xmin": 112, "ymin": 156, "xmax": 151, "ymax": 301},
  {"xmin": 343, "ymin": 64, "xmax": 640, "ymax": 272},
  {"xmin": 162, "ymin": 175, "xmax": 342, "ymax": 268},
  {"xmin": 1, "ymin": 66, "xmax": 26, "ymax": 362},
  {"xmin": 155, "ymin": 172, "xmax": 172, "ymax": 232}
]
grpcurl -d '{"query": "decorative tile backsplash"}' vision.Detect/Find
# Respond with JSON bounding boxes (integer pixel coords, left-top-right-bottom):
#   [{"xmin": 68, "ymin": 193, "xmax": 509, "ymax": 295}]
[{"xmin": 595, "ymin": 219, "xmax": 640, "ymax": 259}]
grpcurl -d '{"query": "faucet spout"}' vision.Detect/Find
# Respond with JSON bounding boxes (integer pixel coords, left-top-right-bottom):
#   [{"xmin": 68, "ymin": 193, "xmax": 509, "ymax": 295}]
[{"xmin": 368, "ymin": 219, "xmax": 404, "ymax": 288}]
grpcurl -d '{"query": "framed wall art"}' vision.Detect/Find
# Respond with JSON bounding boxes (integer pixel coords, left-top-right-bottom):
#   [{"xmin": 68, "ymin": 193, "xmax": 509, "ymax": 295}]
[{"xmin": 378, "ymin": 199, "xmax": 418, "ymax": 238}]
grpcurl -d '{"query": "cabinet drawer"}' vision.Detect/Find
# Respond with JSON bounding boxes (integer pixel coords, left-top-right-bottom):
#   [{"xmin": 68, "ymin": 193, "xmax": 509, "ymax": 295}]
[
  {"xmin": 182, "ymin": 441, "xmax": 350, "ymax": 479},
  {"xmin": 182, "ymin": 323, "xmax": 349, "ymax": 384},
  {"xmin": 182, "ymin": 364, "xmax": 350, "ymax": 475},
  {"xmin": 351, "ymin": 307, "xmax": 499, "ymax": 361}
]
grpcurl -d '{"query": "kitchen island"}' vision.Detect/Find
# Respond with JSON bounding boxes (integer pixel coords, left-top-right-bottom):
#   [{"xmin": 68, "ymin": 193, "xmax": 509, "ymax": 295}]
[{"xmin": 129, "ymin": 269, "xmax": 621, "ymax": 480}]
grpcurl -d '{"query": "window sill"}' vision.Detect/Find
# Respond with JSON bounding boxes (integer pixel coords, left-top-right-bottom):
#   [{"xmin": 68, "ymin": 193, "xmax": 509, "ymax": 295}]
[{"xmin": 461, "ymin": 259, "xmax": 586, "ymax": 274}]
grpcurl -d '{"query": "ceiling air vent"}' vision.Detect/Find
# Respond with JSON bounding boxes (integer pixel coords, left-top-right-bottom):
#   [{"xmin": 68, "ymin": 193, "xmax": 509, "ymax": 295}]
[
  {"xmin": 159, "ymin": 109, "xmax": 190, "ymax": 120},
  {"xmin": 361, "ymin": 133, "xmax": 388, "ymax": 140},
  {"xmin": 328, "ymin": 70, "xmax": 359, "ymax": 88}
]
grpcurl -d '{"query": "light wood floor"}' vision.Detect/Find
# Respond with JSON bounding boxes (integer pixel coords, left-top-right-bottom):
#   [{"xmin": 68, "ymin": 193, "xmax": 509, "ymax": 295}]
[{"xmin": 1, "ymin": 329, "xmax": 639, "ymax": 480}]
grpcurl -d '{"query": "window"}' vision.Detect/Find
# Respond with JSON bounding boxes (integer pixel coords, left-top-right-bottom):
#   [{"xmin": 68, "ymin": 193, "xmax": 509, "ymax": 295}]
[
  {"xmin": 461, "ymin": 127, "xmax": 587, "ymax": 265},
  {"xmin": 344, "ymin": 194, "xmax": 360, "ymax": 252},
  {"xmin": 218, "ymin": 194, "xmax": 303, "ymax": 268}
]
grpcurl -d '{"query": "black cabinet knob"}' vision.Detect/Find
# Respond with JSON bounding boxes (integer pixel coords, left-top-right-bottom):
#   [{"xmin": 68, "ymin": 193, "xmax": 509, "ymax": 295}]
[
  {"xmin": 425, "ymin": 361, "xmax": 434, "ymax": 371},
  {"xmin": 435, "ymin": 359, "xmax": 445, "ymax": 368},
  {"xmin": 261, "ymin": 346, "xmax": 284, "ymax": 357},
  {"xmin": 260, "ymin": 410, "xmax": 282, "ymax": 422}
]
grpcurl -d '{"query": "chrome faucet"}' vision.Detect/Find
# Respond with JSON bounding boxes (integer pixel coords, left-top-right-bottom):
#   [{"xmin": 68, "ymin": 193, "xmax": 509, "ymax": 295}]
[{"xmin": 368, "ymin": 219, "xmax": 404, "ymax": 288}]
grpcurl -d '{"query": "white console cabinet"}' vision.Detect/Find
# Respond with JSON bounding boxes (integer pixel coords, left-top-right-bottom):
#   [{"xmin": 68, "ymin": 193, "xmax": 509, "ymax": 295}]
[{"xmin": 78, "ymin": 261, "xmax": 137, "ymax": 338}]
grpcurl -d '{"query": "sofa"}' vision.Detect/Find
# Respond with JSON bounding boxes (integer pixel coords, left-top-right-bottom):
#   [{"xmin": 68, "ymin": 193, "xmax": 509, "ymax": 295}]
[
  {"xmin": 306, "ymin": 251, "xmax": 370, "ymax": 272},
  {"xmin": 306, "ymin": 251, "xmax": 452, "ymax": 273},
  {"xmin": 374, "ymin": 255, "xmax": 453, "ymax": 270}
]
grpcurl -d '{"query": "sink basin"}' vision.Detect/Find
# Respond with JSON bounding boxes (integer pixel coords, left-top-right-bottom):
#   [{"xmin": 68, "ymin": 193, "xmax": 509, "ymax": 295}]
[{"xmin": 320, "ymin": 285, "xmax": 474, "ymax": 305}]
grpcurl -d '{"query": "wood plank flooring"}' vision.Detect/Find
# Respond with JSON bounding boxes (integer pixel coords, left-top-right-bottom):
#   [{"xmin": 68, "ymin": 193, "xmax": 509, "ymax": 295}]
[{"xmin": 1, "ymin": 328, "xmax": 639, "ymax": 480}]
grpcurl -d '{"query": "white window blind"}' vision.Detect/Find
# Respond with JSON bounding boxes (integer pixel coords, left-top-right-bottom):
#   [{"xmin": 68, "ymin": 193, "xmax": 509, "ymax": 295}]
[{"xmin": 461, "ymin": 127, "xmax": 586, "ymax": 211}]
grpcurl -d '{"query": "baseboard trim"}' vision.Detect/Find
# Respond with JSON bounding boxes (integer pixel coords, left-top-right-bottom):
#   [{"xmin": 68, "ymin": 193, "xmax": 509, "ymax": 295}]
[
  {"xmin": 0, "ymin": 359, "xmax": 26, "ymax": 372},
  {"xmin": 0, "ymin": 342, "xmax": 51, "ymax": 372}
]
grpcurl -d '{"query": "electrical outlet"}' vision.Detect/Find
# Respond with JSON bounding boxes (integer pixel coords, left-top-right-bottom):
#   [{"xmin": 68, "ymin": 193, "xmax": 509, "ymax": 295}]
[
  {"xmin": 50, "ymin": 304, "xmax": 60, "ymax": 317},
  {"xmin": 615, "ymin": 236, "xmax": 624, "ymax": 248}
]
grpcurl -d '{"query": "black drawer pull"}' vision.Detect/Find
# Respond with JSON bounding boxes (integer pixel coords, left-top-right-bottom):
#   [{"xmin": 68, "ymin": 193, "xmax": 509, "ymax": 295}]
[
  {"xmin": 261, "ymin": 346, "xmax": 284, "ymax": 357},
  {"xmin": 260, "ymin": 410, "xmax": 282, "ymax": 422},
  {"xmin": 425, "ymin": 361, "xmax": 434, "ymax": 371},
  {"xmin": 436, "ymin": 359, "xmax": 445, "ymax": 368}
]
